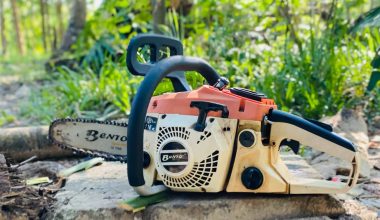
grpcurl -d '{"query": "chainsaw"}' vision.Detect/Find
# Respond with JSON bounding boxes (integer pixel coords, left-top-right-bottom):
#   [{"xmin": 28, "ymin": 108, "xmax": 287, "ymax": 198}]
[{"xmin": 49, "ymin": 34, "xmax": 360, "ymax": 196}]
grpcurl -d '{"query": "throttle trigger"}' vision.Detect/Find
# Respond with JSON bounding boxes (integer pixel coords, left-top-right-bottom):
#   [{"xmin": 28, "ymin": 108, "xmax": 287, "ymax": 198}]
[{"xmin": 280, "ymin": 139, "xmax": 300, "ymax": 154}]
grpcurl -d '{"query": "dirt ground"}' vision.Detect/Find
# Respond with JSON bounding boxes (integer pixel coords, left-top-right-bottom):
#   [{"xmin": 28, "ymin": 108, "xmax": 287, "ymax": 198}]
[{"xmin": 0, "ymin": 77, "xmax": 35, "ymax": 128}]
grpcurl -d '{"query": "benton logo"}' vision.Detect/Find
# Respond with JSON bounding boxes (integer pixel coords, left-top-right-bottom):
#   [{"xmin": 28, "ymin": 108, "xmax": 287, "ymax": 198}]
[
  {"xmin": 85, "ymin": 130, "xmax": 127, "ymax": 142},
  {"xmin": 159, "ymin": 141, "xmax": 189, "ymax": 173}
]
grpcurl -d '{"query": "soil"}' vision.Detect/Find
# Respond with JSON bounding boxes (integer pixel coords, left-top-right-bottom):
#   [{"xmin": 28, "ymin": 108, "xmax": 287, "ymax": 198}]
[
  {"xmin": 0, "ymin": 155, "xmax": 53, "ymax": 219},
  {"xmin": 0, "ymin": 155, "xmax": 80, "ymax": 220}
]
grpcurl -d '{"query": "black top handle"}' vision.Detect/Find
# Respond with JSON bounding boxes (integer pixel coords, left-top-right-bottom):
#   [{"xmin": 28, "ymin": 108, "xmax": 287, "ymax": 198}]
[
  {"xmin": 127, "ymin": 55, "xmax": 222, "ymax": 187},
  {"xmin": 126, "ymin": 34, "xmax": 190, "ymax": 92}
]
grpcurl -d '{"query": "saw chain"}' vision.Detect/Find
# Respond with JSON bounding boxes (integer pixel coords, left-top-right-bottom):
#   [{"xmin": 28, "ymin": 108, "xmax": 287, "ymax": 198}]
[{"xmin": 49, "ymin": 118, "xmax": 129, "ymax": 163}]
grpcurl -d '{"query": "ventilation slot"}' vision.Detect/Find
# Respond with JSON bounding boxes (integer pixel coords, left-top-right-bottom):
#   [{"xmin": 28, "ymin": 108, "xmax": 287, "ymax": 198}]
[
  {"xmin": 197, "ymin": 131, "xmax": 212, "ymax": 144},
  {"xmin": 162, "ymin": 151, "xmax": 219, "ymax": 188},
  {"xmin": 157, "ymin": 127, "xmax": 190, "ymax": 152}
]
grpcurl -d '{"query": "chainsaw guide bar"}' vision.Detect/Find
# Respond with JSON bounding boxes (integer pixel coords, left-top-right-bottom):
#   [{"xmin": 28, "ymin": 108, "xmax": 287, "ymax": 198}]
[{"xmin": 49, "ymin": 118, "xmax": 129, "ymax": 162}]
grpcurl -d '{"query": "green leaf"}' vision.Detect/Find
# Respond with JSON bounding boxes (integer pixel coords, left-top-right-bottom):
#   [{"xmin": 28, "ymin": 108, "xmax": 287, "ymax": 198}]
[
  {"xmin": 367, "ymin": 71, "xmax": 380, "ymax": 91},
  {"xmin": 119, "ymin": 191, "xmax": 170, "ymax": 212},
  {"xmin": 351, "ymin": 6, "xmax": 380, "ymax": 33},
  {"xmin": 58, "ymin": 158, "xmax": 104, "ymax": 177}
]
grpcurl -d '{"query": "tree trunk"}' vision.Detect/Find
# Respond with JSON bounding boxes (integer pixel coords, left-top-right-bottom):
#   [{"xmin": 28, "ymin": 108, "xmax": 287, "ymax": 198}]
[
  {"xmin": 151, "ymin": 0, "xmax": 166, "ymax": 34},
  {"xmin": 0, "ymin": 126, "xmax": 73, "ymax": 161},
  {"xmin": 56, "ymin": 0, "xmax": 64, "ymax": 45},
  {"xmin": 51, "ymin": 0, "xmax": 86, "ymax": 59},
  {"xmin": 171, "ymin": 0, "xmax": 193, "ymax": 16},
  {"xmin": 39, "ymin": 0, "xmax": 47, "ymax": 51},
  {"xmin": 45, "ymin": 0, "xmax": 52, "ymax": 51},
  {"xmin": 10, "ymin": 0, "xmax": 24, "ymax": 55},
  {"xmin": 0, "ymin": 0, "xmax": 6, "ymax": 55}
]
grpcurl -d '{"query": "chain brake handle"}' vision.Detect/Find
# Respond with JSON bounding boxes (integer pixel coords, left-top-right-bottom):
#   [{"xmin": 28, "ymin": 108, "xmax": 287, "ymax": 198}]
[{"xmin": 126, "ymin": 34, "xmax": 191, "ymax": 92}]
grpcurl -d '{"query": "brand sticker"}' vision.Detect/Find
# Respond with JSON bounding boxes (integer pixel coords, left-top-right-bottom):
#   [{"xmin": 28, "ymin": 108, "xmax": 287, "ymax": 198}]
[{"xmin": 159, "ymin": 141, "xmax": 189, "ymax": 173}]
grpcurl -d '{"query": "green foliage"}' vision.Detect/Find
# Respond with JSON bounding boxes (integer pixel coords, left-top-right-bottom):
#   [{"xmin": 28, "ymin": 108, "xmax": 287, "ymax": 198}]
[
  {"xmin": 21, "ymin": 56, "xmax": 134, "ymax": 123},
  {"xmin": 182, "ymin": 0, "xmax": 377, "ymax": 118},
  {"xmin": 18, "ymin": 0, "xmax": 380, "ymax": 123},
  {"xmin": 350, "ymin": 6, "xmax": 380, "ymax": 32},
  {"xmin": 0, "ymin": 111, "xmax": 15, "ymax": 127}
]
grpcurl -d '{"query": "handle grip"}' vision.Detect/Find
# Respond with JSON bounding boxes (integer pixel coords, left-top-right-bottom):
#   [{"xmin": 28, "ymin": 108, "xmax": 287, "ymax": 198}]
[
  {"xmin": 126, "ymin": 34, "xmax": 190, "ymax": 92},
  {"xmin": 267, "ymin": 110, "xmax": 359, "ymax": 193},
  {"xmin": 127, "ymin": 56, "xmax": 222, "ymax": 195}
]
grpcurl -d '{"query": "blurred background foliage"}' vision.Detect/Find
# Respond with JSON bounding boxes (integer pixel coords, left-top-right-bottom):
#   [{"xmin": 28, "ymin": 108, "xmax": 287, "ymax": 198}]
[{"xmin": 0, "ymin": 0, "xmax": 379, "ymax": 125}]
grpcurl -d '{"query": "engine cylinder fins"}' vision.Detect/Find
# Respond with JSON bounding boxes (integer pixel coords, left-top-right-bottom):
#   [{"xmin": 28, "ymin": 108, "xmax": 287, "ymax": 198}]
[
  {"xmin": 156, "ymin": 127, "xmax": 191, "ymax": 153},
  {"xmin": 241, "ymin": 167, "xmax": 264, "ymax": 190},
  {"xmin": 238, "ymin": 129, "xmax": 257, "ymax": 148}
]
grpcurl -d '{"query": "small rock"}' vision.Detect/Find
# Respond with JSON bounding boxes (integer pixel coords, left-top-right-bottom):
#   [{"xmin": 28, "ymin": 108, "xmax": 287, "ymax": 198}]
[{"xmin": 0, "ymin": 154, "xmax": 6, "ymax": 165}]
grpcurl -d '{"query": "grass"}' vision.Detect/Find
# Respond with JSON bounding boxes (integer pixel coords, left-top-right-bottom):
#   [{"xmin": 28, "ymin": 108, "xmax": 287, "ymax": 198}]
[
  {"xmin": 0, "ymin": 111, "xmax": 16, "ymax": 127},
  {"xmin": 0, "ymin": 54, "xmax": 48, "ymax": 83}
]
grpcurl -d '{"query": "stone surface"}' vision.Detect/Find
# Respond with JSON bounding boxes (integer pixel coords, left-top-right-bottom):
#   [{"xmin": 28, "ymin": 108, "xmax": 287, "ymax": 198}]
[{"xmin": 50, "ymin": 158, "xmax": 345, "ymax": 220}]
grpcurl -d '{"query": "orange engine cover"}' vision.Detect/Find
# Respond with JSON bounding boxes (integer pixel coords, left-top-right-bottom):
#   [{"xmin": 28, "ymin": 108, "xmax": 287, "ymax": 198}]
[{"xmin": 147, "ymin": 85, "xmax": 277, "ymax": 121}]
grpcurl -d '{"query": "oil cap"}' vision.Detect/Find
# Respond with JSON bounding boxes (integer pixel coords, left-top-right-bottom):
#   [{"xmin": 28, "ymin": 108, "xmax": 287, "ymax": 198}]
[{"xmin": 241, "ymin": 167, "xmax": 263, "ymax": 190}]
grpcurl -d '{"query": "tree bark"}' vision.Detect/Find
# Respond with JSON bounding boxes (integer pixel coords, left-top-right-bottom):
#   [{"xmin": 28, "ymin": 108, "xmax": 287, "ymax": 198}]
[
  {"xmin": 45, "ymin": 0, "xmax": 52, "ymax": 51},
  {"xmin": 151, "ymin": 0, "xmax": 166, "ymax": 34},
  {"xmin": 0, "ymin": 126, "xmax": 73, "ymax": 161},
  {"xmin": 51, "ymin": 0, "xmax": 86, "ymax": 59},
  {"xmin": 0, "ymin": 0, "xmax": 6, "ymax": 55},
  {"xmin": 39, "ymin": 0, "xmax": 47, "ymax": 51},
  {"xmin": 10, "ymin": 0, "xmax": 24, "ymax": 55},
  {"xmin": 56, "ymin": 0, "xmax": 64, "ymax": 45}
]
